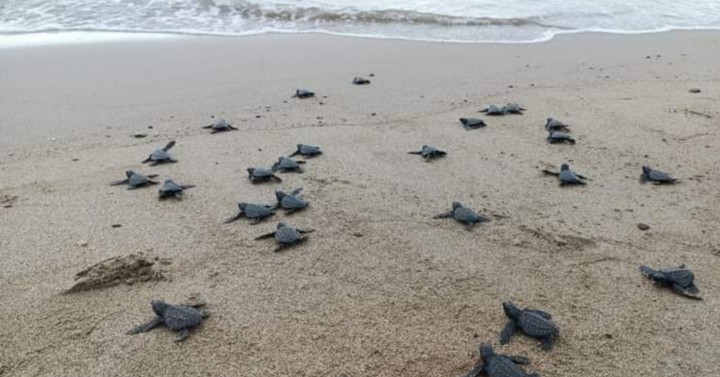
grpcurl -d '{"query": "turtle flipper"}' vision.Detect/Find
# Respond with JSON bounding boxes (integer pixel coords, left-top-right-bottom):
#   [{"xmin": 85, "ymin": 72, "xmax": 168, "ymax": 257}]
[
  {"xmin": 408, "ymin": 151, "xmax": 422, "ymax": 155},
  {"xmin": 290, "ymin": 187, "xmax": 304, "ymax": 195},
  {"xmin": 224, "ymin": 213, "xmax": 245, "ymax": 224},
  {"xmin": 147, "ymin": 180, "xmax": 160, "ymax": 186},
  {"xmin": 289, "ymin": 151, "xmax": 300, "ymax": 157},
  {"xmin": 174, "ymin": 328, "xmax": 190, "ymax": 342},
  {"xmin": 432, "ymin": 212, "xmax": 453, "ymax": 219},
  {"xmin": 202, "ymin": 125, "xmax": 212, "ymax": 129},
  {"xmin": 500, "ymin": 319, "xmax": 516, "ymax": 344},
  {"xmin": 229, "ymin": 125, "xmax": 238, "ymax": 131},
  {"xmin": 541, "ymin": 169, "xmax": 560, "ymax": 177},
  {"xmin": 505, "ymin": 355, "xmax": 531, "ymax": 365},
  {"xmin": 142, "ymin": 157, "xmax": 152, "ymax": 164},
  {"xmin": 210, "ymin": 129, "xmax": 220, "ymax": 134},
  {"xmin": 673, "ymin": 283, "xmax": 702, "ymax": 300},
  {"xmin": 271, "ymin": 175, "xmax": 283, "ymax": 183},
  {"xmin": 255, "ymin": 231, "xmax": 276, "ymax": 240},
  {"xmin": 295, "ymin": 160, "xmax": 306, "ymax": 164},
  {"xmin": 575, "ymin": 173, "xmax": 589, "ymax": 180},
  {"xmin": 174, "ymin": 192, "xmax": 183, "ymax": 200},
  {"xmin": 298, "ymin": 229, "xmax": 315, "ymax": 234},
  {"xmin": 110, "ymin": 179, "xmax": 129, "ymax": 186},
  {"xmin": 541, "ymin": 335, "xmax": 555, "ymax": 350},
  {"xmin": 639, "ymin": 265, "xmax": 666, "ymax": 282},
  {"xmin": 128, "ymin": 316, "xmax": 163, "ymax": 335},
  {"xmin": 271, "ymin": 163, "xmax": 281, "ymax": 172},
  {"xmin": 163, "ymin": 141, "xmax": 176, "ymax": 151}
]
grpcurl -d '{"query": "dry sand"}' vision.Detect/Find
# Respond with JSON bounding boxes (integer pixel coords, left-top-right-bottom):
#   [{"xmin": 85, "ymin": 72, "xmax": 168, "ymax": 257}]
[{"xmin": 0, "ymin": 31, "xmax": 719, "ymax": 377}]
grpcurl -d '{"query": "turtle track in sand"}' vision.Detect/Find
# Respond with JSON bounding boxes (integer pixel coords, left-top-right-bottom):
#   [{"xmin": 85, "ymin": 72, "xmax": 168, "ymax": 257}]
[{"xmin": 64, "ymin": 253, "xmax": 168, "ymax": 294}]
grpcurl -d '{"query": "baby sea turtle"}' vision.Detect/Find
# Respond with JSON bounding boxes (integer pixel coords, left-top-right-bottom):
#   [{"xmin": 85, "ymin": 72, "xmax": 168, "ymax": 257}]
[
  {"xmin": 504, "ymin": 103, "xmax": 526, "ymax": 114},
  {"xmin": 640, "ymin": 264, "xmax": 701, "ymax": 299},
  {"xmin": 463, "ymin": 343, "xmax": 539, "ymax": 377},
  {"xmin": 640, "ymin": 165, "xmax": 677, "ymax": 184},
  {"xmin": 353, "ymin": 77, "xmax": 371, "ymax": 85},
  {"xmin": 542, "ymin": 163, "xmax": 588, "ymax": 185},
  {"xmin": 255, "ymin": 222, "xmax": 314, "ymax": 252},
  {"xmin": 247, "ymin": 167, "xmax": 282, "ymax": 183},
  {"xmin": 142, "ymin": 141, "xmax": 177, "ymax": 165},
  {"xmin": 480, "ymin": 104, "xmax": 506, "ymax": 116},
  {"xmin": 501, "ymin": 301, "xmax": 559, "ymax": 350},
  {"xmin": 292, "ymin": 89, "xmax": 315, "ymax": 98},
  {"xmin": 289, "ymin": 144, "xmax": 322, "ymax": 158},
  {"xmin": 274, "ymin": 188, "xmax": 309, "ymax": 213},
  {"xmin": 433, "ymin": 202, "xmax": 489, "ymax": 230},
  {"xmin": 128, "ymin": 300, "xmax": 207, "ymax": 342},
  {"xmin": 225, "ymin": 202, "xmax": 275, "ymax": 224},
  {"xmin": 110, "ymin": 170, "xmax": 159, "ymax": 189},
  {"xmin": 271, "ymin": 156, "xmax": 306, "ymax": 173},
  {"xmin": 459, "ymin": 118, "xmax": 487, "ymax": 130},
  {"xmin": 547, "ymin": 130, "xmax": 575, "ymax": 144},
  {"xmin": 158, "ymin": 180, "xmax": 195, "ymax": 200},
  {"xmin": 202, "ymin": 119, "xmax": 237, "ymax": 133},
  {"xmin": 544, "ymin": 118, "xmax": 570, "ymax": 132},
  {"xmin": 408, "ymin": 145, "xmax": 447, "ymax": 160}
]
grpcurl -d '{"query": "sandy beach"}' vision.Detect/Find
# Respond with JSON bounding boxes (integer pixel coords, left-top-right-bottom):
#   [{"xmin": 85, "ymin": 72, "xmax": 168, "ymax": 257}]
[{"xmin": 1, "ymin": 31, "xmax": 719, "ymax": 376}]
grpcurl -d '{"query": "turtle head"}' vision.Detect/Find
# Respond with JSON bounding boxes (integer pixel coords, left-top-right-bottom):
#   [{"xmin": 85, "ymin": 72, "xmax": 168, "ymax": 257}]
[
  {"xmin": 480, "ymin": 343, "xmax": 495, "ymax": 360},
  {"xmin": 642, "ymin": 165, "xmax": 652, "ymax": 174},
  {"xmin": 503, "ymin": 301, "xmax": 522, "ymax": 319},
  {"xmin": 546, "ymin": 117, "xmax": 553, "ymax": 124},
  {"xmin": 452, "ymin": 202, "xmax": 463, "ymax": 210},
  {"xmin": 277, "ymin": 222, "xmax": 289, "ymax": 229},
  {"xmin": 238, "ymin": 202, "xmax": 249, "ymax": 210},
  {"xmin": 560, "ymin": 163, "xmax": 570, "ymax": 171},
  {"xmin": 247, "ymin": 167, "xmax": 255, "ymax": 175},
  {"xmin": 151, "ymin": 300, "xmax": 170, "ymax": 316},
  {"xmin": 275, "ymin": 191, "xmax": 287, "ymax": 201},
  {"xmin": 296, "ymin": 144, "xmax": 304, "ymax": 150},
  {"xmin": 125, "ymin": 170, "xmax": 136, "ymax": 178}
]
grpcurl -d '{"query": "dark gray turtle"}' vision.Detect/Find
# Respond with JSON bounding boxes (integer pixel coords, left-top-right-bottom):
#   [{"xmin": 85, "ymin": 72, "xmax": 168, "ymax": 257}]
[
  {"xmin": 480, "ymin": 104, "xmax": 506, "ymax": 116},
  {"xmin": 225, "ymin": 202, "xmax": 276, "ymax": 224},
  {"xmin": 255, "ymin": 222, "xmax": 314, "ymax": 252},
  {"xmin": 503, "ymin": 103, "xmax": 526, "ymax": 114},
  {"xmin": 271, "ymin": 156, "xmax": 306, "ymax": 173},
  {"xmin": 500, "ymin": 301, "xmax": 559, "ymax": 350},
  {"xmin": 463, "ymin": 343, "xmax": 539, "ymax": 377},
  {"xmin": 640, "ymin": 165, "xmax": 677, "ymax": 184},
  {"xmin": 352, "ymin": 77, "xmax": 371, "ymax": 85},
  {"xmin": 289, "ymin": 144, "xmax": 322, "ymax": 157},
  {"xmin": 544, "ymin": 118, "xmax": 570, "ymax": 132},
  {"xmin": 459, "ymin": 117, "xmax": 487, "ymax": 130},
  {"xmin": 128, "ymin": 300, "xmax": 206, "ymax": 342},
  {"xmin": 158, "ymin": 179, "xmax": 195, "ymax": 200},
  {"xmin": 408, "ymin": 145, "xmax": 447, "ymax": 160},
  {"xmin": 142, "ymin": 141, "xmax": 177, "ymax": 165},
  {"xmin": 433, "ymin": 202, "xmax": 490, "ymax": 230},
  {"xmin": 274, "ymin": 188, "xmax": 309, "ymax": 213},
  {"xmin": 541, "ymin": 163, "xmax": 589, "ymax": 185},
  {"xmin": 202, "ymin": 119, "xmax": 237, "ymax": 133},
  {"xmin": 110, "ymin": 170, "xmax": 159, "ymax": 189},
  {"xmin": 546, "ymin": 130, "xmax": 575, "ymax": 144},
  {"xmin": 247, "ymin": 167, "xmax": 282, "ymax": 183},
  {"xmin": 292, "ymin": 89, "xmax": 315, "ymax": 98},
  {"xmin": 640, "ymin": 264, "xmax": 701, "ymax": 299}
]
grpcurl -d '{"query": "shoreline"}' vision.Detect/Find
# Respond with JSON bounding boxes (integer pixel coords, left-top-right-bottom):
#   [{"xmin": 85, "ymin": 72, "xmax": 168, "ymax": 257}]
[
  {"xmin": 1, "ymin": 30, "xmax": 719, "ymax": 377},
  {"xmin": 3, "ymin": 26, "xmax": 720, "ymax": 49}
]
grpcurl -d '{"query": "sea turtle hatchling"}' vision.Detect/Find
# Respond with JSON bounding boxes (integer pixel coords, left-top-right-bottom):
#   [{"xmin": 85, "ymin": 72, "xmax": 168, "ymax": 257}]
[
  {"xmin": 142, "ymin": 141, "xmax": 177, "ymax": 165},
  {"xmin": 110, "ymin": 170, "xmax": 159, "ymax": 189},
  {"xmin": 480, "ymin": 104, "xmax": 506, "ymax": 116},
  {"xmin": 271, "ymin": 156, "xmax": 306, "ymax": 173},
  {"xmin": 433, "ymin": 202, "xmax": 490, "ymax": 230},
  {"xmin": 544, "ymin": 118, "xmax": 570, "ymax": 132},
  {"xmin": 352, "ymin": 77, "xmax": 371, "ymax": 85},
  {"xmin": 547, "ymin": 130, "xmax": 575, "ymax": 144},
  {"xmin": 289, "ymin": 144, "xmax": 322, "ymax": 158},
  {"xmin": 640, "ymin": 165, "xmax": 677, "ymax": 184},
  {"xmin": 463, "ymin": 343, "xmax": 539, "ymax": 377},
  {"xmin": 292, "ymin": 89, "xmax": 315, "ymax": 98},
  {"xmin": 640, "ymin": 264, "xmax": 701, "ymax": 299},
  {"xmin": 255, "ymin": 222, "xmax": 314, "ymax": 252},
  {"xmin": 128, "ymin": 300, "xmax": 207, "ymax": 342},
  {"xmin": 158, "ymin": 180, "xmax": 195, "ymax": 200},
  {"xmin": 503, "ymin": 103, "xmax": 526, "ymax": 114},
  {"xmin": 459, "ymin": 118, "xmax": 487, "ymax": 130},
  {"xmin": 500, "ymin": 301, "xmax": 560, "ymax": 350},
  {"xmin": 408, "ymin": 145, "xmax": 447, "ymax": 160},
  {"xmin": 542, "ymin": 163, "xmax": 587, "ymax": 186},
  {"xmin": 247, "ymin": 167, "xmax": 282, "ymax": 183},
  {"xmin": 202, "ymin": 119, "xmax": 237, "ymax": 133},
  {"xmin": 225, "ymin": 202, "xmax": 276, "ymax": 224},
  {"xmin": 274, "ymin": 188, "xmax": 309, "ymax": 213}
]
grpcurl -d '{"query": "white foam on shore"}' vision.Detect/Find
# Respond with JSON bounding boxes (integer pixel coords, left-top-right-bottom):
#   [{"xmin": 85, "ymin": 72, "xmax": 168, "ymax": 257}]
[{"xmin": 0, "ymin": 31, "xmax": 178, "ymax": 49}]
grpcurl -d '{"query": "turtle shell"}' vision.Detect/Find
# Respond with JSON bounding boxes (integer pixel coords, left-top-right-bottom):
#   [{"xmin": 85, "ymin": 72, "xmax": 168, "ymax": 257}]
[
  {"xmin": 664, "ymin": 268, "xmax": 695, "ymax": 288},
  {"xmin": 244, "ymin": 204, "xmax": 273, "ymax": 219},
  {"xmin": 128, "ymin": 173, "xmax": 150, "ymax": 187},
  {"xmin": 519, "ymin": 311, "xmax": 559, "ymax": 338},
  {"xmin": 485, "ymin": 355, "xmax": 528, "ymax": 377},
  {"xmin": 275, "ymin": 225, "xmax": 302, "ymax": 244},
  {"xmin": 162, "ymin": 305, "xmax": 203, "ymax": 330}
]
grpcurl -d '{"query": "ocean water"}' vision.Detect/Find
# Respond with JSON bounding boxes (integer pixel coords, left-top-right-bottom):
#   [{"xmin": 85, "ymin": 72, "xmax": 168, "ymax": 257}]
[{"xmin": 1, "ymin": 0, "xmax": 720, "ymax": 45}]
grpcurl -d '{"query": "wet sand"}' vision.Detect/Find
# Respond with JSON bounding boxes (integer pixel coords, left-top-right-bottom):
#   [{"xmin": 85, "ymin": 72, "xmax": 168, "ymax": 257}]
[{"xmin": 0, "ymin": 31, "xmax": 719, "ymax": 376}]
